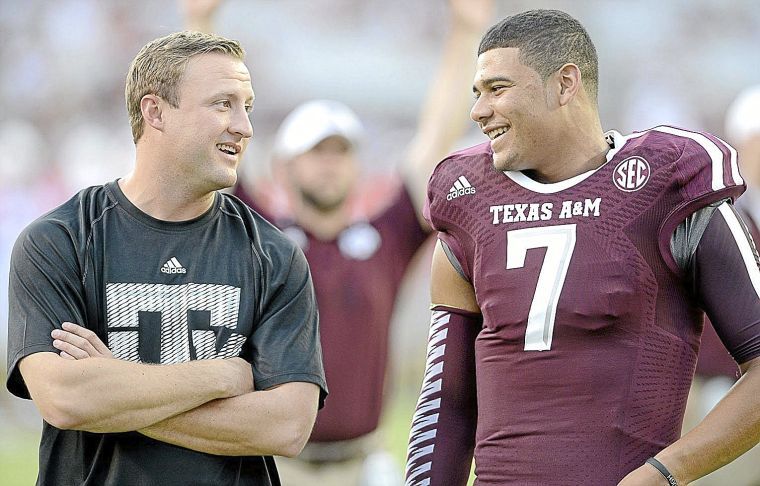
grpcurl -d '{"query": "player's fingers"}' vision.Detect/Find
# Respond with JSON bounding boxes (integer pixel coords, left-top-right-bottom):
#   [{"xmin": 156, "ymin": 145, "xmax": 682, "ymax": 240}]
[
  {"xmin": 60, "ymin": 322, "xmax": 111, "ymax": 356},
  {"xmin": 52, "ymin": 328, "xmax": 98, "ymax": 357},
  {"xmin": 53, "ymin": 339, "xmax": 90, "ymax": 360},
  {"xmin": 60, "ymin": 351, "xmax": 76, "ymax": 360}
]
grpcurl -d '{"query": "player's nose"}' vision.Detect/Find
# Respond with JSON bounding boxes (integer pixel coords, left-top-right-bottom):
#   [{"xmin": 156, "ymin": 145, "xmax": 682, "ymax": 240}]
[
  {"xmin": 231, "ymin": 108, "xmax": 253, "ymax": 139},
  {"xmin": 470, "ymin": 95, "xmax": 492, "ymax": 125}
]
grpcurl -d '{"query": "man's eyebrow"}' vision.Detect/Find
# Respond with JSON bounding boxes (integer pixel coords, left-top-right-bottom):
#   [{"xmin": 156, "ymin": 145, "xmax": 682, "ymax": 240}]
[
  {"xmin": 473, "ymin": 76, "xmax": 516, "ymax": 92},
  {"xmin": 482, "ymin": 76, "xmax": 514, "ymax": 87}
]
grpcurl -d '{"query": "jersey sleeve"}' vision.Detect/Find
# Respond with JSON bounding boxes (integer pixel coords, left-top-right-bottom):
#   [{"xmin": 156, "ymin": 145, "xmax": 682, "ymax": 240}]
[
  {"xmin": 424, "ymin": 164, "xmax": 473, "ymax": 281},
  {"xmin": 246, "ymin": 241, "xmax": 328, "ymax": 407},
  {"xmin": 657, "ymin": 128, "xmax": 745, "ymax": 274},
  {"xmin": 6, "ymin": 218, "xmax": 87, "ymax": 399},
  {"xmin": 692, "ymin": 202, "xmax": 760, "ymax": 365}
]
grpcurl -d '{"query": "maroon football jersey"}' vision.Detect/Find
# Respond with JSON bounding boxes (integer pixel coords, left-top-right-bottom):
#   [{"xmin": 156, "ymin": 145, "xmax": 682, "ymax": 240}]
[
  {"xmin": 424, "ymin": 127, "xmax": 744, "ymax": 484},
  {"xmin": 235, "ymin": 184, "xmax": 429, "ymax": 441}
]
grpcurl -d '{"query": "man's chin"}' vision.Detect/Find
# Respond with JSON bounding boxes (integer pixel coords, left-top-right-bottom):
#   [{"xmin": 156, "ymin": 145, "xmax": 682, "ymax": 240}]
[{"xmin": 301, "ymin": 191, "xmax": 347, "ymax": 213}]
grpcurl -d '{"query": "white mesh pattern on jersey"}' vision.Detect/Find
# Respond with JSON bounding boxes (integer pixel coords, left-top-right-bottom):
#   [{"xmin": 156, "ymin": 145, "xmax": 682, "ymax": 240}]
[
  {"xmin": 405, "ymin": 310, "xmax": 450, "ymax": 486},
  {"xmin": 106, "ymin": 282, "xmax": 243, "ymax": 363}
]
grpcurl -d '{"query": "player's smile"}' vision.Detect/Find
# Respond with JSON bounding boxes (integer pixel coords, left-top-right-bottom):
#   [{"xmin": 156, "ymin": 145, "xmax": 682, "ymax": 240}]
[
  {"xmin": 485, "ymin": 124, "xmax": 511, "ymax": 153},
  {"xmin": 216, "ymin": 142, "xmax": 241, "ymax": 163}
]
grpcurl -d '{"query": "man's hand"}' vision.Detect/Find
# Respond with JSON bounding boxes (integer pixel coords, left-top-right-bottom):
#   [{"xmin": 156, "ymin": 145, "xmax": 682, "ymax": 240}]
[
  {"xmin": 450, "ymin": 0, "xmax": 494, "ymax": 33},
  {"xmin": 52, "ymin": 322, "xmax": 113, "ymax": 359},
  {"xmin": 618, "ymin": 463, "xmax": 674, "ymax": 486},
  {"xmin": 179, "ymin": 0, "xmax": 223, "ymax": 33}
]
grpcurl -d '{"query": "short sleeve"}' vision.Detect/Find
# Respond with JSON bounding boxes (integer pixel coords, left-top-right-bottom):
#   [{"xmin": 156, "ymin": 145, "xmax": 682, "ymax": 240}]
[
  {"xmin": 248, "ymin": 244, "xmax": 328, "ymax": 407},
  {"xmin": 656, "ymin": 128, "xmax": 745, "ymax": 274},
  {"xmin": 692, "ymin": 202, "xmax": 760, "ymax": 365},
  {"xmin": 424, "ymin": 162, "xmax": 474, "ymax": 281},
  {"xmin": 6, "ymin": 219, "xmax": 87, "ymax": 399}
]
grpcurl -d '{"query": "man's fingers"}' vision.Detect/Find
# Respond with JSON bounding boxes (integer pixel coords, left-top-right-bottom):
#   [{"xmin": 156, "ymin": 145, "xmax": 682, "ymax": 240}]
[
  {"xmin": 59, "ymin": 322, "xmax": 113, "ymax": 357},
  {"xmin": 53, "ymin": 339, "xmax": 91, "ymax": 360},
  {"xmin": 52, "ymin": 328, "xmax": 99, "ymax": 357},
  {"xmin": 60, "ymin": 351, "xmax": 76, "ymax": 360}
]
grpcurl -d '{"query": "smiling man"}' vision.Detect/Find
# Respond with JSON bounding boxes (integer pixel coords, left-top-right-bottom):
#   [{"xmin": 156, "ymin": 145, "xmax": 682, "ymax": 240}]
[
  {"xmin": 5, "ymin": 31, "xmax": 326, "ymax": 486},
  {"xmin": 405, "ymin": 9, "xmax": 760, "ymax": 486}
]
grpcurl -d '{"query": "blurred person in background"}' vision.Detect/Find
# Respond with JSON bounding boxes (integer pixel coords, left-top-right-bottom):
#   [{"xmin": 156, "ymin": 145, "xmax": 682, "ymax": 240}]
[
  {"xmin": 682, "ymin": 84, "xmax": 760, "ymax": 486},
  {"xmin": 6, "ymin": 30, "xmax": 327, "ymax": 485},
  {"xmin": 182, "ymin": 0, "xmax": 493, "ymax": 484}
]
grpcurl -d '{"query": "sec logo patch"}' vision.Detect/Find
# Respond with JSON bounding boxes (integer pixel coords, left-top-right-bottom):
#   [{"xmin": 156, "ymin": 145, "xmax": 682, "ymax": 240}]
[{"xmin": 613, "ymin": 156, "xmax": 650, "ymax": 192}]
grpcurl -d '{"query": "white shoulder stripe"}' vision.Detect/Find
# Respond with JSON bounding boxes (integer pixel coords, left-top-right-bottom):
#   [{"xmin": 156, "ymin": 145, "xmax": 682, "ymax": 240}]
[
  {"xmin": 717, "ymin": 203, "xmax": 760, "ymax": 299},
  {"xmin": 713, "ymin": 134, "xmax": 743, "ymax": 187},
  {"xmin": 652, "ymin": 126, "xmax": 735, "ymax": 191}
]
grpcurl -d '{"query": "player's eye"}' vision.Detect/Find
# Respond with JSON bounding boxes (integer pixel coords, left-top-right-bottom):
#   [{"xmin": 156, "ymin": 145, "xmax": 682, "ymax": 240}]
[{"xmin": 216, "ymin": 100, "xmax": 231, "ymax": 109}]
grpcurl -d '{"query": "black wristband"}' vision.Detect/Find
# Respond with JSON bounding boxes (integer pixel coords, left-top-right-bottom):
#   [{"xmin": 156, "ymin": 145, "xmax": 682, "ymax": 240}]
[{"xmin": 646, "ymin": 457, "xmax": 678, "ymax": 486}]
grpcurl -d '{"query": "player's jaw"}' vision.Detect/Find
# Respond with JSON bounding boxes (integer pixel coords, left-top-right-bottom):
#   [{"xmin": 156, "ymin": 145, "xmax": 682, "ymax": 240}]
[{"xmin": 482, "ymin": 122, "xmax": 517, "ymax": 171}]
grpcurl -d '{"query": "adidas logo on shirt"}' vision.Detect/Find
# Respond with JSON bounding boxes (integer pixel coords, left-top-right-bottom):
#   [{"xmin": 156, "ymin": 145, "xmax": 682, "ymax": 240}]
[
  {"xmin": 161, "ymin": 257, "xmax": 187, "ymax": 274},
  {"xmin": 447, "ymin": 176, "xmax": 476, "ymax": 201}
]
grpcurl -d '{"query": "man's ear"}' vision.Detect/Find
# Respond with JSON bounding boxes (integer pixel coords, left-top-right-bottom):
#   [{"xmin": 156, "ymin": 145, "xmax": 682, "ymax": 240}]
[
  {"xmin": 556, "ymin": 63, "xmax": 582, "ymax": 106},
  {"xmin": 140, "ymin": 94, "xmax": 165, "ymax": 132}
]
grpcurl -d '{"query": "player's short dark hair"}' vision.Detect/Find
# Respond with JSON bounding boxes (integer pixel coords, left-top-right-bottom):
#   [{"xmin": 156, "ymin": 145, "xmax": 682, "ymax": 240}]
[
  {"xmin": 479, "ymin": 10, "xmax": 599, "ymax": 100},
  {"xmin": 125, "ymin": 31, "xmax": 245, "ymax": 143}
]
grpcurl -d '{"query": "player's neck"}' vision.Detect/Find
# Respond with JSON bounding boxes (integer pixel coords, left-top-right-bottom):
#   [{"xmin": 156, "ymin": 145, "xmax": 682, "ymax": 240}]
[
  {"xmin": 530, "ymin": 115, "xmax": 609, "ymax": 183},
  {"xmin": 118, "ymin": 172, "xmax": 215, "ymax": 222}
]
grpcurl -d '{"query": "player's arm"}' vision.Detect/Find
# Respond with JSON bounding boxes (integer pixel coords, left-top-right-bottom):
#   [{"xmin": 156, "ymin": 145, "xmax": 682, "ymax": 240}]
[
  {"xmin": 138, "ymin": 381, "xmax": 320, "ymax": 457},
  {"xmin": 405, "ymin": 240, "xmax": 480, "ymax": 486},
  {"xmin": 401, "ymin": 0, "xmax": 493, "ymax": 223},
  {"xmin": 18, "ymin": 349, "xmax": 252, "ymax": 434},
  {"xmin": 51, "ymin": 322, "xmax": 319, "ymax": 457},
  {"xmin": 620, "ymin": 202, "xmax": 760, "ymax": 485}
]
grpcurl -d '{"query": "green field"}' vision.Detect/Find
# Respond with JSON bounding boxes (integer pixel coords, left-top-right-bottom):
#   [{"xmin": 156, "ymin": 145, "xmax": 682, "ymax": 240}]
[{"xmin": 0, "ymin": 428, "xmax": 39, "ymax": 486}]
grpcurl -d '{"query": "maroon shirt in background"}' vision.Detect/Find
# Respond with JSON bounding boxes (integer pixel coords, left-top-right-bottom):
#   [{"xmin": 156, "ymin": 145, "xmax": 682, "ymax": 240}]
[
  {"xmin": 425, "ymin": 127, "xmax": 745, "ymax": 484},
  {"xmin": 235, "ymin": 183, "xmax": 429, "ymax": 441}
]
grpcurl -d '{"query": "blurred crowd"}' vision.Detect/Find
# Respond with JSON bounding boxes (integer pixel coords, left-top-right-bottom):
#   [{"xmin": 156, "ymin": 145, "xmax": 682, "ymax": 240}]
[{"xmin": 2, "ymin": 0, "xmax": 760, "ymax": 479}]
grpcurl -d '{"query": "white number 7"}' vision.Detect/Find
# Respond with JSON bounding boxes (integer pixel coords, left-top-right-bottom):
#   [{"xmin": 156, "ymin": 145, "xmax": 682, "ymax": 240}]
[{"xmin": 506, "ymin": 224, "xmax": 576, "ymax": 351}]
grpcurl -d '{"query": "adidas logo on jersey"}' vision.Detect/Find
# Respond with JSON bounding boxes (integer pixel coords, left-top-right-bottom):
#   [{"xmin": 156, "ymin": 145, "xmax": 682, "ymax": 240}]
[
  {"xmin": 161, "ymin": 257, "xmax": 187, "ymax": 274},
  {"xmin": 447, "ymin": 176, "xmax": 476, "ymax": 201}
]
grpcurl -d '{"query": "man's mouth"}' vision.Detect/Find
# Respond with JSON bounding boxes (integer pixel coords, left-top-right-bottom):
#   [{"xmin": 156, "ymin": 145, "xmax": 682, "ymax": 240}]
[
  {"xmin": 217, "ymin": 143, "xmax": 240, "ymax": 155},
  {"xmin": 486, "ymin": 126, "xmax": 509, "ymax": 140}
]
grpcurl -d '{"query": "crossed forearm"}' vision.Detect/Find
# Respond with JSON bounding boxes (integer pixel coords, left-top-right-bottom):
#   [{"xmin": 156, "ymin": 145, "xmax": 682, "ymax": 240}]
[
  {"xmin": 139, "ymin": 382, "xmax": 319, "ymax": 457},
  {"xmin": 20, "ymin": 352, "xmax": 252, "ymax": 433}
]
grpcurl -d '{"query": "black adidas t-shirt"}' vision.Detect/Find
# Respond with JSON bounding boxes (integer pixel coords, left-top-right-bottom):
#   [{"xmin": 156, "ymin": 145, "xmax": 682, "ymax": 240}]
[{"xmin": 6, "ymin": 180, "xmax": 327, "ymax": 486}]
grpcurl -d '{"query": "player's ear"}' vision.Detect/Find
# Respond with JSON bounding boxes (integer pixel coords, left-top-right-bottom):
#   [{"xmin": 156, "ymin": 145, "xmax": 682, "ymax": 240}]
[
  {"xmin": 556, "ymin": 63, "xmax": 582, "ymax": 106},
  {"xmin": 140, "ymin": 94, "xmax": 165, "ymax": 132}
]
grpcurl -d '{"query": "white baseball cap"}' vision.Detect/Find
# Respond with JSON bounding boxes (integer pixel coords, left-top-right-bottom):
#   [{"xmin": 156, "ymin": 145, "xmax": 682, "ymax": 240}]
[
  {"xmin": 725, "ymin": 85, "xmax": 760, "ymax": 146},
  {"xmin": 272, "ymin": 99, "xmax": 365, "ymax": 160}
]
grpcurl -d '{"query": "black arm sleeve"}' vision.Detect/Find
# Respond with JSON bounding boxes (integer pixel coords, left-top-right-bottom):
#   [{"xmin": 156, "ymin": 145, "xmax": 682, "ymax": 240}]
[
  {"xmin": 691, "ymin": 202, "xmax": 760, "ymax": 365},
  {"xmin": 405, "ymin": 306, "xmax": 480, "ymax": 486}
]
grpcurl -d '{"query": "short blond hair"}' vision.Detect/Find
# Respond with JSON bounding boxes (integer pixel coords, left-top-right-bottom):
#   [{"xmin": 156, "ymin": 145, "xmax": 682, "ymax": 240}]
[{"xmin": 125, "ymin": 31, "xmax": 245, "ymax": 143}]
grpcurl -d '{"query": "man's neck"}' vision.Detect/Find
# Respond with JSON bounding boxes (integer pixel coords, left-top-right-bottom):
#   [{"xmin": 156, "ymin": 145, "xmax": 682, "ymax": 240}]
[
  {"xmin": 292, "ymin": 202, "xmax": 351, "ymax": 241},
  {"xmin": 119, "ymin": 171, "xmax": 216, "ymax": 222}
]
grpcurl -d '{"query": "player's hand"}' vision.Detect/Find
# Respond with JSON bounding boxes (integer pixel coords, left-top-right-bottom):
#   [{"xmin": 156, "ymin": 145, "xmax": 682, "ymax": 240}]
[
  {"xmin": 617, "ymin": 463, "xmax": 675, "ymax": 486},
  {"xmin": 51, "ymin": 321, "xmax": 114, "ymax": 360},
  {"xmin": 223, "ymin": 357, "xmax": 255, "ymax": 396},
  {"xmin": 450, "ymin": 0, "xmax": 494, "ymax": 32}
]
